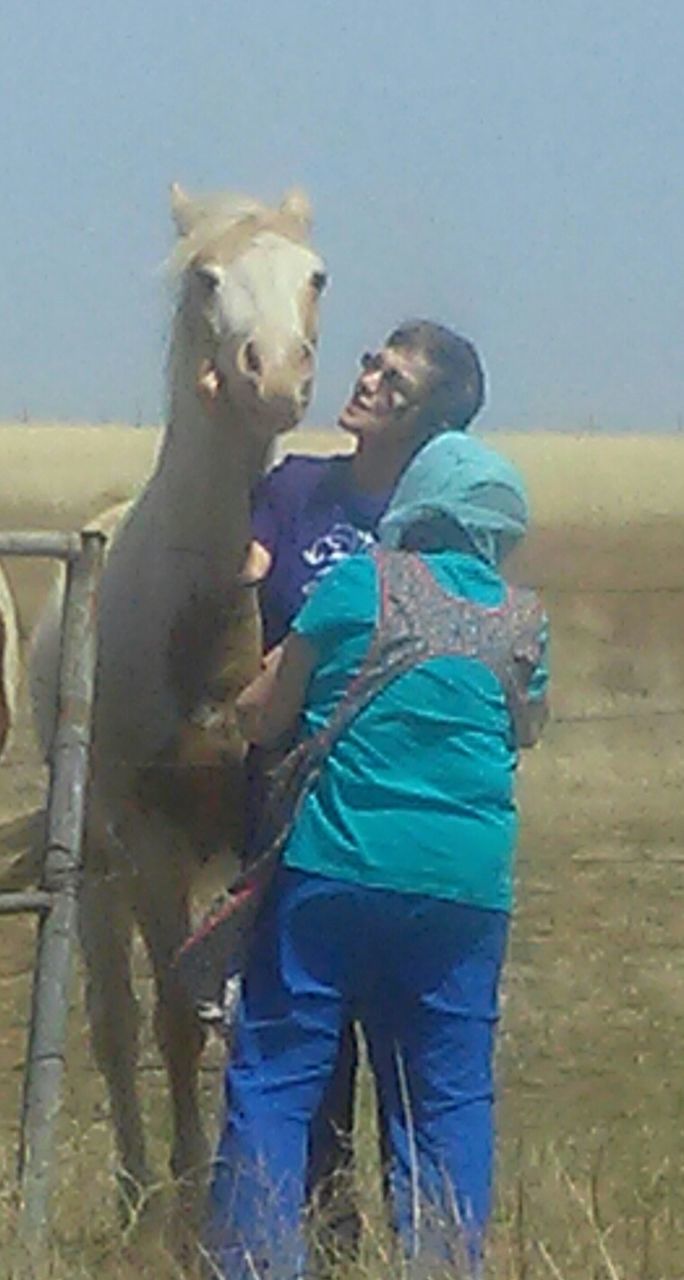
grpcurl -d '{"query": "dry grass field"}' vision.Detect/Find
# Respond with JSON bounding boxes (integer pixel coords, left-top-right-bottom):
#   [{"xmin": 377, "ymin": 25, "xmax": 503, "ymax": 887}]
[{"xmin": 1, "ymin": 422, "xmax": 683, "ymax": 1278}]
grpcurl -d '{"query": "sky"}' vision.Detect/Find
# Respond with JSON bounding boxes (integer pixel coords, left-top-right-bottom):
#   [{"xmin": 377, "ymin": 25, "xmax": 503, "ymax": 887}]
[{"xmin": 1, "ymin": 0, "xmax": 683, "ymax": 432}]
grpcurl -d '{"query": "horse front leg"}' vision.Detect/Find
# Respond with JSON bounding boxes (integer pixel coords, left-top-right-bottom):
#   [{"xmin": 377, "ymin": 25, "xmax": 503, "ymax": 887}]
[{"xmin": 131, "ymin": 820, "xmax": 209, "ymax": 1196}]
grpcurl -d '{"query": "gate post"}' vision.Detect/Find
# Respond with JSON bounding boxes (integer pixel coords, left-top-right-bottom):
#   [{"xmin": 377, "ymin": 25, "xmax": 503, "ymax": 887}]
[{"xmin": 15, "ymin": 531, "xmax": 104, "ymax": 1259}]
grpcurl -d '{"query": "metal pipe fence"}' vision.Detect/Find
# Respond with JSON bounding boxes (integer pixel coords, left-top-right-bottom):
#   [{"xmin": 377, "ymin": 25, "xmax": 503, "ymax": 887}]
[
  {"xmin": 0, "ymin": 890, "xmax": 52, "ymax": 916},
  {"xmin": 0, "ymin": 533, "xmax": 81, "ymax": 561},
  {"xmin": 0, "ymin": 529, "xmax": 105, "ymax": 1267}
]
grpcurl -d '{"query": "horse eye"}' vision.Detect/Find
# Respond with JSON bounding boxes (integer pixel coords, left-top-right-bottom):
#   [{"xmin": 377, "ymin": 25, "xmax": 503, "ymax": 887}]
[
  {"xmin": 196, "ymin": 263, "xmax": 223, "ymax": 291},
  {"xmin": 310, "ymin": 270, "xmax": 328, "ymax": 295}
]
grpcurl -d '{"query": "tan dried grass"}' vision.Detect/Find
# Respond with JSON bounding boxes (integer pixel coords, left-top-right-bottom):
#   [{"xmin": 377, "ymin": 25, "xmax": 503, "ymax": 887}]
[{"xmin": 1, "ymin": 423, "xmax": 683, "ymax": 1276}]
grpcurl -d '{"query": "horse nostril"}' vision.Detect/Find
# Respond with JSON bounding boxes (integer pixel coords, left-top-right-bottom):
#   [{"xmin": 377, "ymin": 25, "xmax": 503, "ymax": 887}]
[
  {"xmin": 239, "ymin": 339, "xmax": 262, "ymax": 382},
  {"xmin": 301, "ymin": 341, "xmax": 315, "ymax": 369},
  {"xmin": 245, "ymin": 340, "xmax": 262, "ymax": 375}
]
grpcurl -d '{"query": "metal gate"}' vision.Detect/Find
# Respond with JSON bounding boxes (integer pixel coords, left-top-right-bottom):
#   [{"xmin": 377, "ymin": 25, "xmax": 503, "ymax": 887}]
[{"xmin": 0, "ymin": 530, "xmax": 105, "ymax": 1265}]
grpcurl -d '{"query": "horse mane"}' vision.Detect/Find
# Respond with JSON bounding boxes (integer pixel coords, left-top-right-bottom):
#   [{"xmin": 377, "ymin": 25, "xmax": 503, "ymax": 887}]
[{"xmin": 168, "ymin": 190, "xmax": 312, "ymax": 277}]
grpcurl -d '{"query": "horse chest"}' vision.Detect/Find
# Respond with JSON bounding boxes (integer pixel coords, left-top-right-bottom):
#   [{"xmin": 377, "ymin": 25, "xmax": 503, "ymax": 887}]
[{"xmin": 166, "ymin": 585, "xmax": 233, "ymax": 716}]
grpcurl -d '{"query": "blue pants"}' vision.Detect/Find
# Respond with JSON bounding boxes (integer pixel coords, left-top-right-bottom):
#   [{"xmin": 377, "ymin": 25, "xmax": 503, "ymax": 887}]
[{"xmin": 209, "ymin": 869, "xmax": 509, "ymax": 1279}]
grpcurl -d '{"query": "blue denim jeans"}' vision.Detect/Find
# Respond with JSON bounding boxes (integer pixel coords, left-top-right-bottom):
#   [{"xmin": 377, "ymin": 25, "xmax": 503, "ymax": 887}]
[{"xmin": 209, "ymin": 868, "xmax": 509, "ymax": 1278}]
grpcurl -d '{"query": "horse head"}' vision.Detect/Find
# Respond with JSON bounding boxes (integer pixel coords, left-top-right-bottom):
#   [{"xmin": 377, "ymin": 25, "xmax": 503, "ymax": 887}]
[{"xmin": 170, "ymin": 184, "xmax": 328, "ymax": 434}]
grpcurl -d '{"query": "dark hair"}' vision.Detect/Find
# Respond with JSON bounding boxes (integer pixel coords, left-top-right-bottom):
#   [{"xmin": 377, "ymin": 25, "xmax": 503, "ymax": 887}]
[{"xmin": 387, "ymin": 320, "xmax": 485, "ymax": 433}]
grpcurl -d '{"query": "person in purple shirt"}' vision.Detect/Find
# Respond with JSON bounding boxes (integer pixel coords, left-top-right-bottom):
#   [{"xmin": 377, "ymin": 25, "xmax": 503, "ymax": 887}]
[
  {"xmin": 245, "ymin": 319, "xmax": 487, "ymax": 1252},
  {"xmin": 250, "ymin": 321, "xmax": 486, "ymax": 643},
  {"xmin": 252, "ymin": 457, "xmax": 385, "ymax": 650}
]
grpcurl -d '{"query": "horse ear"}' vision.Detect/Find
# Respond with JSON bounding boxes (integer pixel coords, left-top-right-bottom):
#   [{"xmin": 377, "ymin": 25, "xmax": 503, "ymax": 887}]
[
  {"xmin": 279, "ymin": 187, "xmax": 313, "ymax": 232},
  {"xmin": 170, "ymin": 182, "xmax": 197, "ymax": 236}
]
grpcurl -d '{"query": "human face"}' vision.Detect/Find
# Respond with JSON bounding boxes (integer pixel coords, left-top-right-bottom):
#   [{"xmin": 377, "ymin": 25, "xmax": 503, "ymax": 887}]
[{"xmin": 338, "ymin": 345, "xmax": 436, "ymax": 442}]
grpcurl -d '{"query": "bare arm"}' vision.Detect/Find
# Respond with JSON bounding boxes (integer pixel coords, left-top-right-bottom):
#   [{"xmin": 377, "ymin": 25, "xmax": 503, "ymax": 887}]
[{"xmin": 236, "ymin": 633, "xmax": 317, "ymax": 747}]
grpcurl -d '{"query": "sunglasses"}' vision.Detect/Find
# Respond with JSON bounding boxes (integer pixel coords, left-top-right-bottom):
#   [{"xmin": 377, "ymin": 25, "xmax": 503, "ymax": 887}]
[{"xmin": 358, "ymin": 351, "xmax": 418, "ymax": 411}]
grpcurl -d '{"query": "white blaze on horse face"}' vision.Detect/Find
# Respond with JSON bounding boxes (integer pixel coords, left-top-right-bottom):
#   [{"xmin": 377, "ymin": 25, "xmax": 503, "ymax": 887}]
[{"xmin": 209, "ymin": 231, "xmax": 326, "ymax": 410}]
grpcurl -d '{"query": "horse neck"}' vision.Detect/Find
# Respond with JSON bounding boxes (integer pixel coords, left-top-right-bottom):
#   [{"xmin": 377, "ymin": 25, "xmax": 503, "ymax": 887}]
[{"xmin": 153, "ymin": 327, "xmax": 267, "ymax": 587}]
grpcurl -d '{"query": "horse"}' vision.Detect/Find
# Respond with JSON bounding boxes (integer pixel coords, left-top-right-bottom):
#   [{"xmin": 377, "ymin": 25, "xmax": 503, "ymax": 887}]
[{"xmin": 29, "ymin": 183, "xmax": 327, "ymax": 1204}]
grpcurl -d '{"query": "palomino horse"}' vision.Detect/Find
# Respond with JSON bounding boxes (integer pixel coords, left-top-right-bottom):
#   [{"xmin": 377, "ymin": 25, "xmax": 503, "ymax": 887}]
[{"xmin": 30, "ymin": 184, "xmax": 327, "ymax": 1202}]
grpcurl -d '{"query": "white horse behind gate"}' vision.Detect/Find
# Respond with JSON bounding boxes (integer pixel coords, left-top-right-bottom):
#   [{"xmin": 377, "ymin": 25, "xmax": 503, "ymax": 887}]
[{"xmin": 29, "ymin": 182, "xmax": 327, "ymax": 1204}]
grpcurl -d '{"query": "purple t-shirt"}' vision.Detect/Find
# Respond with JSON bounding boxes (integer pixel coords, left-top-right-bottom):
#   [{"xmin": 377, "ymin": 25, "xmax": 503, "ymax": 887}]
[{"xmin": 252, "ymin": 453, "xmax": 391, "ymax": 649}]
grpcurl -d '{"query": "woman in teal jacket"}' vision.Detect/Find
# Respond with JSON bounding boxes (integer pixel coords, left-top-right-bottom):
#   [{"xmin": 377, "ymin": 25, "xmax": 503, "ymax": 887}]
[{"xmin": 209, "ymin": 432, "xmax": 549, "ymax": 1279}]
